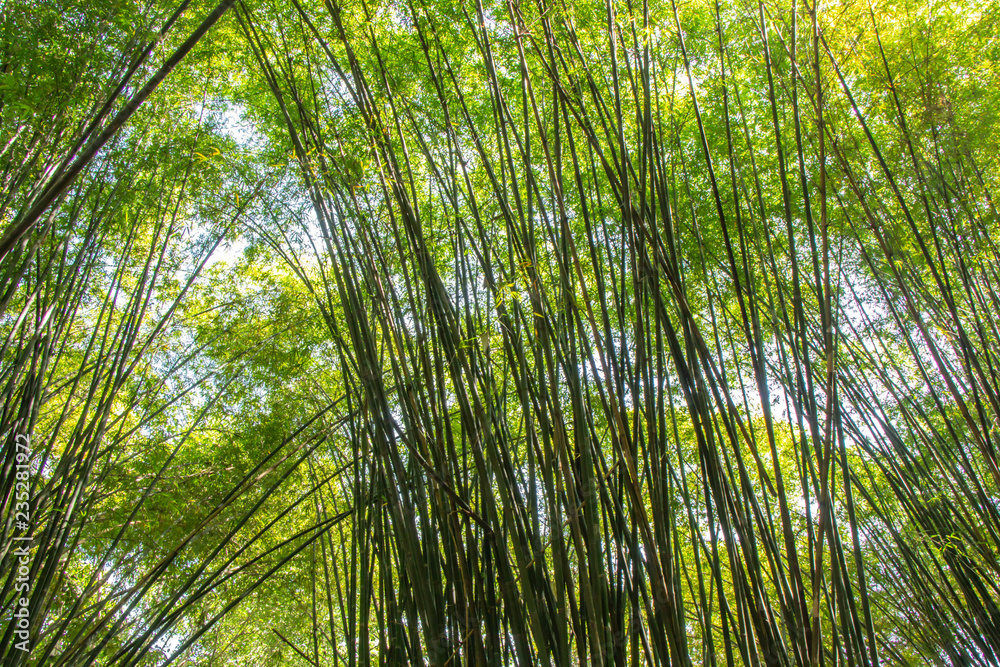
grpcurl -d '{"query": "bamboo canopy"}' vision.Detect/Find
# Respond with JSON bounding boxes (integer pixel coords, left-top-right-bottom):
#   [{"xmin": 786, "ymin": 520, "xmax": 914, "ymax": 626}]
[{"xmin": 1, "ymin": 0, "xmax": 999, "ymax": 664}]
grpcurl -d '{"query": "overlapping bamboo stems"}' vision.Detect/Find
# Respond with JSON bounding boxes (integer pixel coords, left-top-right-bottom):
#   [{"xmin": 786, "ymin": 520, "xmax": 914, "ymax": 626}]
[{"xmin": 240, "ymin": 0, "xmax": 1000, "ymax": 663}]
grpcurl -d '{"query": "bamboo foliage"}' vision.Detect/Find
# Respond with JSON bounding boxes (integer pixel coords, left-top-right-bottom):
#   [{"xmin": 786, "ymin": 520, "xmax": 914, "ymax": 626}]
[{"xmin": 2, "ymin": 0, "xmax": 998, "ymax": 664}]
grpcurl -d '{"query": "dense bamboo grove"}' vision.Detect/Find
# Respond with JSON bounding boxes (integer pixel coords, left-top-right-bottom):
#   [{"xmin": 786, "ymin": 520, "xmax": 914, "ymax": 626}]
[{"xmin": 2, "ymin": 0, "xmax": 999, "ymax": 664}]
